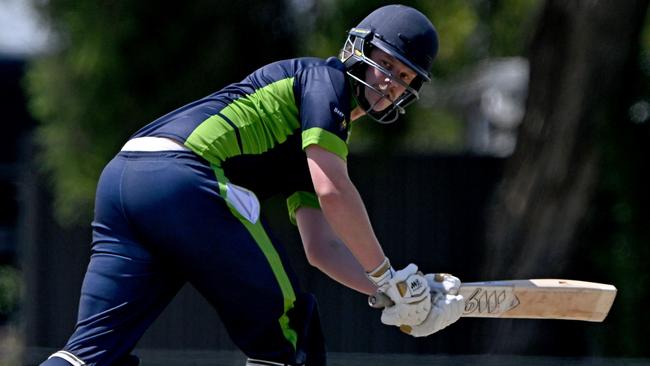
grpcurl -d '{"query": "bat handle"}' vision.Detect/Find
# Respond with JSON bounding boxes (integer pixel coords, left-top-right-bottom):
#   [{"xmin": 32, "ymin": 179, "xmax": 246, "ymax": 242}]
[{"xmin": 368, "ymin": 292, "xmax": 394, "ymax": 308}]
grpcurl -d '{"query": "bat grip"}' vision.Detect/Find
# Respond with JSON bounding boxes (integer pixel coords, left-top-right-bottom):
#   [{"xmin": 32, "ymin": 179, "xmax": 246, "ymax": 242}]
[{"xmin": 368, "ymin": 292, "xmax": 394, "ymax": 308}]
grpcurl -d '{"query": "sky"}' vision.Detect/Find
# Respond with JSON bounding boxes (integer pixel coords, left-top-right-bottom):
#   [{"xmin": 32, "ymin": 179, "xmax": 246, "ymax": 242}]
[{"xmin": 0, "ymin": 0, "xmax": 50, "ymax": 58}]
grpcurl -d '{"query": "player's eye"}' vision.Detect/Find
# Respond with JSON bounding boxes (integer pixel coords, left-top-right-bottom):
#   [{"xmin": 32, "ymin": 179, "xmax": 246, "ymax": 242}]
[{"xmin": 400, "ymin": 73, "xmax": 414, "ymax": 83}]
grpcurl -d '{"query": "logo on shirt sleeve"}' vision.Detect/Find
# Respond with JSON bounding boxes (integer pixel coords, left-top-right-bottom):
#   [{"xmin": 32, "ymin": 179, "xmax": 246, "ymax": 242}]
[{"xmin": 333, "ymin": 106, "xmax": 348, "ymax": 131}]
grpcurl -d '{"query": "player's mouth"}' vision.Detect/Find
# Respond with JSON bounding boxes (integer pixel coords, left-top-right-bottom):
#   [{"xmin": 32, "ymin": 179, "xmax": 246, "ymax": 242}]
[{"xmin": 377, "ymin": 77, "xmax": 391, "ymax": 92}]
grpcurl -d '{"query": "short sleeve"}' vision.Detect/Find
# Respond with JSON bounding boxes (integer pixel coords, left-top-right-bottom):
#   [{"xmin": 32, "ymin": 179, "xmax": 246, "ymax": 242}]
[
  {"xmin": 297, "ymin": 59, "xmax": 352, "ymax": 161},
  {"xmin": 286, "ymin": 191, "xmax": 321, "ymax": 225}
]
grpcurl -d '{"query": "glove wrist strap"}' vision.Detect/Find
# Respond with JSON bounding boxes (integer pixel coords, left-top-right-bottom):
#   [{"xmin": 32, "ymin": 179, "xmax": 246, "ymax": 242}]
[{"xmin": 366, "ymin": 257, "xmax": 394, "ymax": 288}]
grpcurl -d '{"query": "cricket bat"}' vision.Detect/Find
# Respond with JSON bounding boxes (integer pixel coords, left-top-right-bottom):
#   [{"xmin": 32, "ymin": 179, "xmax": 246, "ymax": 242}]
[{"xmin": 368, "ymin": 279, "xmax": 617, "ymax": 322}]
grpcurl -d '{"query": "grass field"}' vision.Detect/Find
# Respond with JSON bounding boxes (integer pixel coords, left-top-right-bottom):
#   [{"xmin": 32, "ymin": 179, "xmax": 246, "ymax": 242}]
[
  {"xmin": 4, "ymin": 322, "xmax": 649, "ymax": 366},
  {"xmin": 18, "ymin": 348, "xmax": 650, "ymax": 366}
]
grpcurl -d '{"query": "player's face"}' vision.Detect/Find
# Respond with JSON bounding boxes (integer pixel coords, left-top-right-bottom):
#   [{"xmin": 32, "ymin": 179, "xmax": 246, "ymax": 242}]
[{"xmin": 364, "ymin": 48, "xmax": 417, "ymax": 112}]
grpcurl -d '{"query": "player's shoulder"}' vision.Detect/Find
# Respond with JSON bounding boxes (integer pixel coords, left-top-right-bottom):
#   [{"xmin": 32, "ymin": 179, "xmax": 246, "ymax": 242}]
[
  {"xmin": 259, "ymin": 57, "xmax": 345, "ymax": 76},
  {"xmin": 291, "ymin": 57, "xmax": 348, "ymax": 90},
  {"xmin": 298, "ymin": 56, "xmax": 346, "ymax": 77},
  {"xmin": 300, "ymin": 56, "xmax": 346, "ymax": 71},
  {"xmin": 242, "ymin": 57, "xmax": 344, "ymax": 88}
]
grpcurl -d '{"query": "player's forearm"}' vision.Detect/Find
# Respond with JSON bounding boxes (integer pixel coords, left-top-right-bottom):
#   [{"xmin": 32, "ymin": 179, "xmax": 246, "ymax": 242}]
[
  {"xmin": 296, "ymin": 207, "xmax": 377, "ymax": 295},
  {"xmin": 316, "ymin": 181, "xmax": 386, "ymax": 271},
  {"xmin": 305, "ymin": 145, "xmax": 386, "ymax": 271},
  {"xmin": 306, "ymin": 238, "xmax": 377, "ymax": 295}
]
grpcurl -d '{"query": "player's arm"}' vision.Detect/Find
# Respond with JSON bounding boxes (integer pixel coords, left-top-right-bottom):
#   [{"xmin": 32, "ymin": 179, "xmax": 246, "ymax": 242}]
[
  {"xmin": 304, "ymin": 144, "xmax": 386, "ymax": 272},
  {"xmin": 304, "ymin": 143, "xmax": 467, "ymax": 333},
  {"xmin": 295, "ymin": 205, "xmax": 377, "ymax": 295}
]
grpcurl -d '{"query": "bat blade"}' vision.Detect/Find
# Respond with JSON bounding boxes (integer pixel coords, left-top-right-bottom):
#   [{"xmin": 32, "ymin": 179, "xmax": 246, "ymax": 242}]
[
  {"xmin": 368, "ymin": 279, "xmax": 617, "ymax": 322},
  {"xmin": 460, "ymin": 279, "xmax": 617, "ymax": 322}
]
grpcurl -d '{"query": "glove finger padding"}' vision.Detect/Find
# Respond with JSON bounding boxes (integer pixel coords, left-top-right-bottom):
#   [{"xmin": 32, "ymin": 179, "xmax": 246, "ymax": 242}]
[
  {"xmin": 380, "ymin": 264, "xmax": 431, "ymax": 326},
  {"xmin": 424, "ymin": 273, "xmax": 461, "ymax": 295},
  {"xmin": 400, "ymin": 294, "xmax": 465, "ymax": 337}
]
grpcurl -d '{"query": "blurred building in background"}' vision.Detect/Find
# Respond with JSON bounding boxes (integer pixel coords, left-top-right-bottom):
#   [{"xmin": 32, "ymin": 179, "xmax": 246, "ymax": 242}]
[
  {"xmin": 421, "ymin": 57, "xmax": 529, "ymax": 157},
  {"xmin": 0, "ymin": 0, "xmax": 52, "ymax": 58}
]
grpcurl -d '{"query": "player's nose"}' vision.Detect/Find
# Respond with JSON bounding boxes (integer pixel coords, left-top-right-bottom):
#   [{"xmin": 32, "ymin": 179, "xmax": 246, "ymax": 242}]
[{"xmin": 388, "ymin": 79, "xmax": 405, "ymax": 100}]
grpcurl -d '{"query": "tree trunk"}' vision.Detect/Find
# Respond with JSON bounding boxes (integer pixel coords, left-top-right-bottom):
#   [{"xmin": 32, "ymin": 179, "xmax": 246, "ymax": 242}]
[
  {"xmin": 485, "ymin": 0, "xmax": 648, "ymax": 278},
  {"xmin": 481, "ymin": 0, "xmax": 649, "ymax": 354}
]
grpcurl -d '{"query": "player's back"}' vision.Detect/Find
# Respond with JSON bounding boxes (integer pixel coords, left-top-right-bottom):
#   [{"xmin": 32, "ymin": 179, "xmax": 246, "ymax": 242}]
[{"xmin": 131, "ymin": 56, "xmax": 352, "ymax": 199}]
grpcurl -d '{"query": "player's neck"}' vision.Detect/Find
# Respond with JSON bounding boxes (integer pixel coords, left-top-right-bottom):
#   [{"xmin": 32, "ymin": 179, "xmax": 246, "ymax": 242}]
[{"xmin": 351, "ymin": 106, "xmax": 366, "ymax": 122}]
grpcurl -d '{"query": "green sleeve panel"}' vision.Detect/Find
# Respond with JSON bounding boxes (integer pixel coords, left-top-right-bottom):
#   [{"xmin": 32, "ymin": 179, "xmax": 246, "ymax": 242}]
[
  {"xmin": 185, "ymin": 77, "xmax": 300, "ymax": 165},
  {"xmin": 184, "ymin": 114, "xmax": 242, "ymax": 164},
  {"xmin": 286, "ymin": 191, "xmax": 321, "ymax": 226},
  {"xmin": 301, "ymin": 127, "xmax": 349, "ymax": 161},
  {"xmin": 221, "ymin": 77, "xmax": 300, "ymax": 155}
]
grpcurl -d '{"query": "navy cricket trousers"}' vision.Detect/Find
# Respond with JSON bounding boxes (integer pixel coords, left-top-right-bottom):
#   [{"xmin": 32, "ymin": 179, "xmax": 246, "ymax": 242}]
[{"xmin": 40, "ymin": 151, "xmax": 325, "ymax": 366}]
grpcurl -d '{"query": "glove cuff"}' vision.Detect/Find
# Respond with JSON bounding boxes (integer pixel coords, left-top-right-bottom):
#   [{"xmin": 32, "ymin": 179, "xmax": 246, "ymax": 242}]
[{"xmin": 366, "ymin": 257, "xmax": 394, "ymax": 288}]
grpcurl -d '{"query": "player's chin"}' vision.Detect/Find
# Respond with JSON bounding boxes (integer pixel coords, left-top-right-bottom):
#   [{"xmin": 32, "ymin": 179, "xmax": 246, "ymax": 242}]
[
  {"xmin": 372, "ymin": 100, "xmax": 393, "ymax": 112},
  {"xmin": 366, "ymin": 94, "xmax": 393, "ymax": 112}
]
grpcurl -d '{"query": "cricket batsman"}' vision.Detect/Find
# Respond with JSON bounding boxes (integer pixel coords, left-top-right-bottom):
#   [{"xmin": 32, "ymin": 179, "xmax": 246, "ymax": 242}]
[{"xmin": 41, "ymin": 4, "xmax": 464, "ymax": 366}]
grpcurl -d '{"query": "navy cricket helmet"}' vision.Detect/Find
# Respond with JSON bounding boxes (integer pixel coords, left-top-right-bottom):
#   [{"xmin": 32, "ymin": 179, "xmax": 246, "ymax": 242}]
[{"xmin": 340, "ymin": 4, "xmax": 438, "ymax": 123}]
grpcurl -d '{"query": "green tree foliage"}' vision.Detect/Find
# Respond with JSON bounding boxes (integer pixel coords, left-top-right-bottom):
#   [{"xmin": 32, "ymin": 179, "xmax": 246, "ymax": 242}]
[
  {"xmin": 26, "ymin": 1, "xmax": 296, "ymax": 224},
  {"xmin": 0, "ymin": 266, "xmax": 20, "ymax": 320},
  {"xmin": 26, "ymin": 0, "xmax": 542, "ymax": 224}
]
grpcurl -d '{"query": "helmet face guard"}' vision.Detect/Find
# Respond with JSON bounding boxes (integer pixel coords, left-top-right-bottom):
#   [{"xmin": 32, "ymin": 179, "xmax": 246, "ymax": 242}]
[
  {"xmin": 340, "ymin": 5, "xmax": 438, "ymax": 124},
  {"xmin": 341, "ymin": 30, "xmax": 423, "ymax": 124}
]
